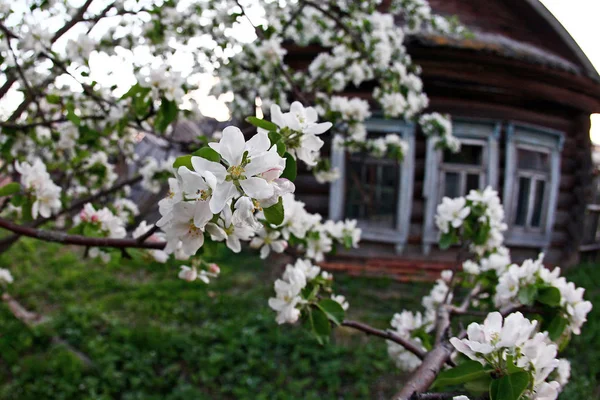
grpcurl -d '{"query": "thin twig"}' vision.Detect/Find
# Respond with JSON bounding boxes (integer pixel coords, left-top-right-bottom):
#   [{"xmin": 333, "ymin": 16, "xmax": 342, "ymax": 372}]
[{"xmin": 341, "ymin": 320, "xmax": 427, "ymax": 360}]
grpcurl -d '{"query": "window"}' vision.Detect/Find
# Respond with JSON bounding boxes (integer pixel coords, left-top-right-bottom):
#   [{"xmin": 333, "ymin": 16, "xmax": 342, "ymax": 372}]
[
  {"xmin": 439, "ymin": 141, "xmax": 487, "ymax": 200},
  {"xmin": 345, "ymin": 156, "xmax": 399, "ymax": 230},
  {"xmin": 329, "ymin": 119, "xmax": 415, "ymax": 253},
  {"xmin": 503, "ymin": 123, "xmax": 564, "ymax": 249},
  {"xmin": 422, "ymin": 119, "xmax": 500, "ymax": 254}
]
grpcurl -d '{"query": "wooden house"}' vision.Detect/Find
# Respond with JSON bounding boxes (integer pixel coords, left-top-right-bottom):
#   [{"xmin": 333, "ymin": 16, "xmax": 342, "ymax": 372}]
[{"xmin": 292, "ymin": 0, "xmax": 600, "ymax": 276}]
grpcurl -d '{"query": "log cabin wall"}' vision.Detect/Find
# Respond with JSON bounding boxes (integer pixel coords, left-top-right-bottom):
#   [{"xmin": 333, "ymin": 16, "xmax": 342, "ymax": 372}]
[{"xmin": 290, "ymin": 0, "xmax": 600, "ymax": 272}]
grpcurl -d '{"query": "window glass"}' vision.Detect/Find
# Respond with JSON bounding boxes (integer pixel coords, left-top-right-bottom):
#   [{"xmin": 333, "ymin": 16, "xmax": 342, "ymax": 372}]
[
  {"xmin": 517, "ymin": 149, "xmax": 549, "ymax": 171},
  {"xmin": 531, "ymin": 180, "xmax": 546, "ymax": 228},
  {"xmin": 515, "ymin": 177, "xmax": 531, "ymax": 226},
  {"xmin": 443, "ymin": 144, "xmax": 483, "ymax": 165},
  {"xmin": 466, "ymin": 173, "xmax": 480, "ymax": 193},
  {"xmin": 443, "ymin": 172, "xmax": 461, "ymax": 198},
  {"xmin": 345, "ymin": 156, "xmax": 399, "ymax": 229}
]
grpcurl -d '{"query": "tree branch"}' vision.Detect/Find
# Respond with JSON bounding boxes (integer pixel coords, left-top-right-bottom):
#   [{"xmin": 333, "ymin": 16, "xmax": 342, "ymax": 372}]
[
  {"xmin": 0, "ymin": 217, "xmax": 166, "ymax": 250},
  {"xmin": 394, "ymin": 345, "xmax": 454, "ymax": 400},
  {"xmin": 341, "ymin": 320, "xmax": 427, "ymax": 360},
  {"xmin": 51, "ymin": 0, "xmax": 95, "ymax": 43}
]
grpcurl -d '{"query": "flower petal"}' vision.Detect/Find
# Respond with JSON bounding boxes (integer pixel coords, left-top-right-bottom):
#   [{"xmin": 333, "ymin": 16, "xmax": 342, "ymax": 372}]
[
  {"xmin": 219, "ymin": 126, "xmax": 245, "ymax": 166},
  {"xmin": 240, "ymin": 177, "xmax": 274, "ymax": 200},
  {"xmin": 209, "ymin": 181, "xmax": 239, "ymax": 213}
]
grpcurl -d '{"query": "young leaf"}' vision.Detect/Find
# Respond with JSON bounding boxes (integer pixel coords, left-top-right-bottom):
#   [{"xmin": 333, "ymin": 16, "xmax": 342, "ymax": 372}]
[
  {"xmin": 280, "ymin": 153, "xmax": 297, "ymax": 181},
  {"xmin": 0, "ymin": 182, "xmax": 21, "ymax": 197},
  {"xmin": 192, "ymin": 147, "xmax": 221, "ymax": 163},
  {"xmin": 316, "ymin": 298, "xmax": 345, "ymax": 326},
  {"xmin": 276, "ymin": 140, "xmax": 286, "ymax": 156},
  {"xmin": 464, "ymin": 375, "xmax": 493, "ymax": 396},
  {"xmin": 268, "ymin": 131, "xmax": 283, "ymax": 145},
  {"xmin": 537, "ymin": 286, "xmax": 561, "ymax": 307},
  {"xmin": 432, "ymin": 360, "xmax": 490, "ymax": 389},
  {"xmin": 310, "ymin": 306, "xmax": 331, "ymax": 345},
  {"xmin": 173, "ymin": 155, "xmax": 193, "ymax": 170},
  {"xmin": 439, "ymin": 231, "xmax": 456, "ymax": 250},
  {"xmin": 489, "ymin": 371, "xmax": 531, "ymax": 400},
  {"xmin": 547, "ymin": 314, "xmax": 568, "ymax": 341},
  {"xmin": 246, "ymin": 116, "xmax": 278, "ymax": 132},
  {"xmin": 263, "ymin": 197, "xmax": 284, "ymax": 226},
  {"xmin": 155, "ymin": 99, "xmax": 178, "ymax": 133},
  {"xmin": 518, "ymin": 286, "xmax": 538, "ymax": 306}
]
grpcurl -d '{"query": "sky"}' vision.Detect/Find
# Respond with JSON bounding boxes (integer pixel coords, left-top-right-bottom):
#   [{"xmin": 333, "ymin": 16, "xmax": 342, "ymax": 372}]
[{"xmin": 536, "ymin": 0, "xmax": 600, "ymax": 143}]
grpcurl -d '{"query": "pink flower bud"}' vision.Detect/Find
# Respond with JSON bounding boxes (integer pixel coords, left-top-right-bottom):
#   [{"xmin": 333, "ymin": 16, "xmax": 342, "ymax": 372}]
[
  {"xmin": 208, "ymin": 263, "xmax": 220, "ymax": 274},
  {"xmin": 178, "ymin": 266, "xmax": 197, "ymax": 282}
]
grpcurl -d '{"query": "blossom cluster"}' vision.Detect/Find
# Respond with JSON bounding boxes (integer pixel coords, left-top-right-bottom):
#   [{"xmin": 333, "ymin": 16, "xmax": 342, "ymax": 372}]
[
  {"xmin": 156, "ymin": 125, "xmax": 293, "ymax": 258},
  {"xmin": 494, "ymin": 254, "xmax": 592, "ymax": 337},
  {"xmin": 268, "ymin": 258, "xmax": 347, "ymax": 326},
  {"xmin": 450, "ymin": 312, "xmax": 570, "ymax": 400},
  {"xmin": 14, "ymin": 159, "xmax": 62, "ymax": 220},
  {"xmin": 72, "ymin": 203, "xmax": 127, "ymax": 263},
  {"xmin": 435, "ymin": 186, "xmax": 507, "ymax": 255},
  {"xmin": 419, "ymin": 112, "xmax": 461, "ymax": 152},
  {"xmin": 387, "ymin": 270, "xmax": 452, "ymax": 371},
  {"xmin": 387, "ymin": 310, "xmax": 430, "ymax": 371}
]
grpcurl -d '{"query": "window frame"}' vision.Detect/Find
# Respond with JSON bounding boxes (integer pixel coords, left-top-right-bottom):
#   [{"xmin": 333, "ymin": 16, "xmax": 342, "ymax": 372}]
[
  {"xmin": 438, "ymin": 137, "xmax": 488, "ymax": 202},
  {"xmin": 503, "ymin": 122, "xmax": 564, "ymax": 250},
  {"xmin": 422, "ymin": 118, "xmax": 501, "ymax": 254},
  {"xmin": 329, "ymin": 118, "xmax": 415, "ymax": 253}
]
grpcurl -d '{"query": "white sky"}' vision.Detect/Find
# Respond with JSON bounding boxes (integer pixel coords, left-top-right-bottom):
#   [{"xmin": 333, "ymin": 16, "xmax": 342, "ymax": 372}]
[{"xmin": 539, "ymin": 0, "xmax": 600, "ymax": 143}]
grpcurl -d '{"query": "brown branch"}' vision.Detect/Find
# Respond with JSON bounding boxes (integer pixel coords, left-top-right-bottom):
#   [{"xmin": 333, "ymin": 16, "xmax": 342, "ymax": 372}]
[
  {"xmin": 51, "ymin": 0, "xmax": 95, "ymax": 43},
  {"xmin": 394, "ymin": 345, "xmax": 454, "ymax": 400},
  {"xmin": 0, "ymin": 175, "xmax": 143, "ymax": 250},
  {"xmin": 0, "ymin": 217, "xmax": 165, "ymax": 250},
  {"xmin": 341, "ymin": 320, "xmax": 427, "ymax": 360}
]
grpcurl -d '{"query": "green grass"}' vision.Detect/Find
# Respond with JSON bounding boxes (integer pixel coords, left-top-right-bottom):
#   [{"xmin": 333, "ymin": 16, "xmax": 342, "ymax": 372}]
[{"xmin": 0, "ymin": 239, "xmax": 598, "ymax": 399}]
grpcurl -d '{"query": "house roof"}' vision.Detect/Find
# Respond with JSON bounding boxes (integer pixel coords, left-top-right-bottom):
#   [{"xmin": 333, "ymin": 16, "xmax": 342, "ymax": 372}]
[
  {"xmin": 421, "ymin": 0, "xmax": 599, "ymax": 81},
  {"xmin": 409, "ymin": 31, "xmax": 583, "ymax": 77},
  {"xmin": 524, "ymin": 0, "xmax": 599, "ymax": 80}
]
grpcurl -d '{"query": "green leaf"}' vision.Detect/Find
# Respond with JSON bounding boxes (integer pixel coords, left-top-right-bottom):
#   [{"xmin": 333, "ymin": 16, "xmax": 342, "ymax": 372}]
[
  {"xmin": 263, "ymin": 197, "xmax": 284, "ymax": 226},
  {"xmin": 489, "ymin": 371, "xmax": 531, "ymax": 400},
  {"xmin": 268, "ymin": 131, "xmax": 283, "ymax": 146},
  {"xmin": 66, "ymin": 104, "xmax": 81, "ymax": 126},
  {"xmin": 280, "ymin": 153, "xmax": 297, "ymax": 181},
  {"xmin": 172, "ymin": 155, "xmax": 193, "ymax": 170},
  {"xmin": 439, "ymin": 231, "xmax": 456, "ymax": 250},
  {"xmin": 192, "ymin": 147, "xmax": 220, "ymax": 163},
  {"xmin": 276, "ymin": 140, "xmax": 286, "ymax": 157},
  {"xmin": 46, "ymin": 94, "xmax": 61, "ymax": 104},
  {"xmin": 537, "ymin": 286, "xmax": 561, "ymax": 307},
  {"xmin": 547, "ymin": 314, "xmax": 568, "ymax": 341},
  {"xmin": 316, "ymin": 299, "xmax": 345, "ymax": 326},
  {"xmin": 432, "ymin": 360, "xmax": 490, "ymax": 389},
  {"xmin": 0, "ymin": 182, "xmax": 21, "ymax": 197},
  {"xmin": 464, "ymin": 375, "xmax": 493, "ymax": 395},
  {"xmin": 518, "ymin": 286, "xmax": 538, "ymax": 306},
  {"xmin": 246, "ymin": 116, "xmax": 278, "ymax": 132},
  {"xmin": 309, "ymin": 307, "xmax": 331, "ymax": 345},
  {"xmin": 120, "ymin": 83, "xmax": 141, "ymax": 99},
  {"xmin": 154, "ymin": 99, "xmax": 178, "ymax": 133}
]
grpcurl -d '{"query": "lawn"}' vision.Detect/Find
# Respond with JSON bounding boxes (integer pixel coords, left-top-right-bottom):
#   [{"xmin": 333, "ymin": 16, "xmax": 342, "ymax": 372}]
[{"xmin": 0, "ymin": 239, "xmax": 598, "ymax": 399}]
